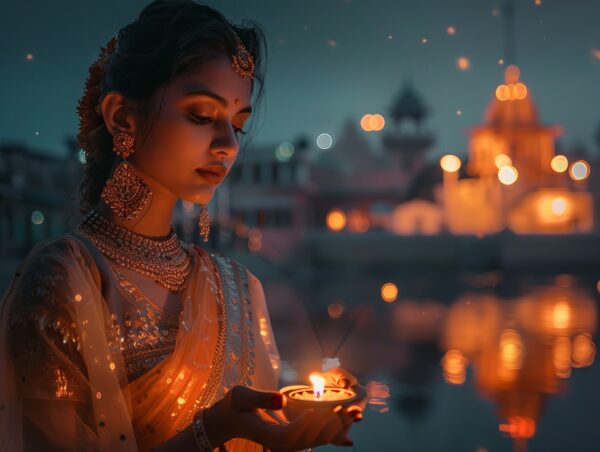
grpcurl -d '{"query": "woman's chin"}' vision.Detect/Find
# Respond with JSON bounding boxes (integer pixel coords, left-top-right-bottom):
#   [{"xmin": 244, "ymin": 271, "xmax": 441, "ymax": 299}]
[{"xmin": 181, "ymin": 191, "xmax": 215, "ymax": 205}]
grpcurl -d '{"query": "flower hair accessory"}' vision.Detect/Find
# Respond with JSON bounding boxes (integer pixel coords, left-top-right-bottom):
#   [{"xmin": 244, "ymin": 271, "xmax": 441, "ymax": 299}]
[
  {"xmin": 231, "ymin": 33, "xmax": 254, "ymax": 80},
  {"xmin": 76, "ymin": 36, "xmax": 117, "ymax": 153}
]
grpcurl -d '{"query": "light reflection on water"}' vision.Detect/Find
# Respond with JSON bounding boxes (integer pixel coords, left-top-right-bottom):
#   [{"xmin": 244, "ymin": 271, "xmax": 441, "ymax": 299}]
[{"xmin": 268, "ymin": 272, "xmax": 600, "ymax": 451}]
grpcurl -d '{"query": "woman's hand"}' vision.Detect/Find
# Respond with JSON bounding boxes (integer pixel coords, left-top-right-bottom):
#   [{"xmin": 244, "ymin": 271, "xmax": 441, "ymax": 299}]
[
  {"xmin": 203, "ymin": 385, "xmax": 362, "ymax": 451},
  {"xmin": 318, "ymin": 367, "xmax": 359, "ymax": 389}
]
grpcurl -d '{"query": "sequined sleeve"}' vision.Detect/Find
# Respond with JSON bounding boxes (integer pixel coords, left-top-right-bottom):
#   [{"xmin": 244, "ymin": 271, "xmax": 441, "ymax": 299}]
[
  {"xmin": 4, "ymin": 237, "xmax": 98, "ymax": 449},
  {"xmin": 8, "ymin": 239, "xmax": 90, "ymax": 402}
]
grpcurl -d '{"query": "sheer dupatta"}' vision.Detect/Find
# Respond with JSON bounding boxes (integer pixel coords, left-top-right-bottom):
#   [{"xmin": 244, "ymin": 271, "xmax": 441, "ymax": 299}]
[{"xmin": 0, "ymin": 234, "xmax": 280, "ymax": 451}]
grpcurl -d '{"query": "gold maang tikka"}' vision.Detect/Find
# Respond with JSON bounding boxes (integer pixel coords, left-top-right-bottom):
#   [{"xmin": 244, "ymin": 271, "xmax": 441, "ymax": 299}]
[
  {"xmin": 231, "ymin": 33, "xmax": 255, "ymax": 80},
  {"xmin": 101, "ymin": 132, "xmax": 152, "ymax": 221}
]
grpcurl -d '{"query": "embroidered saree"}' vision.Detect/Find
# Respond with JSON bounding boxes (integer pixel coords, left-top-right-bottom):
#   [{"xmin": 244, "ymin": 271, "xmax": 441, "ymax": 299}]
[{"xmin": 0, "ymin": 231, "xmax": 281, "ymax": 451}]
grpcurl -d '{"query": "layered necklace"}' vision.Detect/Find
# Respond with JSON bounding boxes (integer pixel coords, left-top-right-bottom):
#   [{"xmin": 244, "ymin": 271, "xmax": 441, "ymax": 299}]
[{"xmin": 79, "ymin": 210, "xmax": 193, "ymax": 293}]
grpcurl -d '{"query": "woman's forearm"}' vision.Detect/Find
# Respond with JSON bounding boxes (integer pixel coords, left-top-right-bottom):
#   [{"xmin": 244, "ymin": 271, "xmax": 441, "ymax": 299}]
[{"xmin": 152, "ymin": 409, "xmax": 230, "ymax": 452}]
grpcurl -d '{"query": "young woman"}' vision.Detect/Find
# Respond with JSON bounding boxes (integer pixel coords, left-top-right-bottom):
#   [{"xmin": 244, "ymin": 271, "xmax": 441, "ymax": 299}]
[{"xmin": 0, "ymin": 1, "xmax": 361, "ymax": 450}]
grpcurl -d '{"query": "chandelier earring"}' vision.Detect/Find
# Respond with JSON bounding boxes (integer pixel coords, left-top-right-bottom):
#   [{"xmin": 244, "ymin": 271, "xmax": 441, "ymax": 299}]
[
  {"xmin": 101, "ymin": 132, "xmax": 152, "ymax": 221},
  {"xmin": 199, "ymin": 204, "xmax": 210, "ymax": 243}
]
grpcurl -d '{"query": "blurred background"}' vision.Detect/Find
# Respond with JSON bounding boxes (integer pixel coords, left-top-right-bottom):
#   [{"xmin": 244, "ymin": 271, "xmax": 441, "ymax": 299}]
[{"xmin": 1, "ymin": 0, "xmax": 600, "ymax": 451}]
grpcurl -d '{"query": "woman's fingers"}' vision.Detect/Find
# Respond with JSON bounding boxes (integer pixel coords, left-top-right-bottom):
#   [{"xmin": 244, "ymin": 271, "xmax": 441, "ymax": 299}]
[
  {"xmin": 229, "ymin": 385, "xmax": 285, "ymax": 412},
  {"xmin": 319, "ymin": 368, "xmax": 358, "ymax": 388},
  {"xmin": 270, "ymin": 409, "xmax": 315, "ymax": 451},
  {"xmin": 329, "ymin": 407, "xmax": 362, "ymax": 446},
  {"xmin": 243, "ymin": 404, "xmax": 360, "ymax": 451}
]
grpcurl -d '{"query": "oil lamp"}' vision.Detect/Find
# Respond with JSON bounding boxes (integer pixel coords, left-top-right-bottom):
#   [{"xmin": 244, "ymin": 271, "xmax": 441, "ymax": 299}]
[{"xmin": 279, "ymin": 373, "xmax": 367, "ymax": 421}]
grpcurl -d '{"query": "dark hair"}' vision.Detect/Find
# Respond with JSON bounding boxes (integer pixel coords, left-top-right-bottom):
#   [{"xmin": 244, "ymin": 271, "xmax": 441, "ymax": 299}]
[{"xmin": 76, "ymin": 0, "xmax": 267, "ymax": 213}]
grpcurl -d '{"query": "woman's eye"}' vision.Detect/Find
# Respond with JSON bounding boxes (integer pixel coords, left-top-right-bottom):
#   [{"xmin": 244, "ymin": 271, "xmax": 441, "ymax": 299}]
[
  {"xmin": 190, "ymin": 113, "xmax": 247, "ymax": 136},
  {"xmin": 233, "ymin": 126, "xmax": 247, "ymax": 136},
  {"xmin": 189, "ymin": 113, "xmax": 213, "ymax": 124}
]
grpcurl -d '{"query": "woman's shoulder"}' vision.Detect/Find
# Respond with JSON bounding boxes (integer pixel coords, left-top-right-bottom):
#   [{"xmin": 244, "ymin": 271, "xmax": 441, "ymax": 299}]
[
  {"xmin": 17, "ymin": 233, "xmax": 93, "ymax": 274},
  {"xmin": 5, "ymin": 233, "xmax": 98, "ymax": 314}
]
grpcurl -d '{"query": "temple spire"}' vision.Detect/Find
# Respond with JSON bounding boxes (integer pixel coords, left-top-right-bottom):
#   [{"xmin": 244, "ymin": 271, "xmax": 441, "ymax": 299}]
[{"xmin": 502, "ymin": 0, "xmax": 517, "ymax": 65}]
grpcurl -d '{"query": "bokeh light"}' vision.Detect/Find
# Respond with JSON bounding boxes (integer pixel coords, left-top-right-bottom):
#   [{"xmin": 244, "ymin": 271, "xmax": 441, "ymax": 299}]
[
  {"xmin": 457, "ymin": 57, "xmax": 470, "ymax": 70},
  {"xmin": 316, "ymin": 133, "xmax": 334, "ymax": 150},
  {"xmin": 498, "ymin": 166, "xmax": 518, "ymax": 185},
  {"xmin": 494, "ymin": 154, "xmax": 512, "ymax": 169},
  {"xmin": 550, "ymin": 196, "xmax": 568, "ymax": 216},
  {"xmin": 275, "ymin": 141, "xmax": 295, "ymax": 161},
  {"xmin": 569, "ymin": 160, "xmax": 590, "ymax": 181},
  {"xmin": 328, "ymin": 302, "xmax": 345, "ymax": 319},
  {"xmin": 248, "ymin": 228, "xmax": 262, "ymax": 252},
  {"xmin": 441, "ymin": 349, "xmax": 468, "ymax": 385},
  {"xmin": 440, "ymin": 154, "xmax": 462, "ymax": 173},
  {"xmin": 551, "ymin": 155, "xmax": 569, "ymax": 173},
  {"xmin": 381, "ymin": 282, "xmax": 398, "ymax": 303},
  {"xmin": 326, "ymin": 208, "xmax": 346, "ymax": 231},
  {"xmin": 348, "ymin": 209, "xmax": 370, "ymax": 233},
  {"xmin": 31, "ymin": 210, "xmax": 44, "ymax": 225}
]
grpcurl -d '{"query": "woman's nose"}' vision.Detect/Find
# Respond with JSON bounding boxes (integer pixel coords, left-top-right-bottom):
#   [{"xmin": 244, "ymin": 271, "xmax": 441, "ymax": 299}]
[{"xmin": 210, "ymin": 129, "xmax": 238, "ymax": 159}]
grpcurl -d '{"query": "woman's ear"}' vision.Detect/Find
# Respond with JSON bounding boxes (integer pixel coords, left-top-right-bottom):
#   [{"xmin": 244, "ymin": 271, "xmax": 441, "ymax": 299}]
[{"xmin": 99, "ymin": 91, "xmax": 139, "ymax": 138}]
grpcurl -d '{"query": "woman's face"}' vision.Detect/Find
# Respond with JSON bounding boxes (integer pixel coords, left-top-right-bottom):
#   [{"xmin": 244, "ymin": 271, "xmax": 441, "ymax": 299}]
[{"xmin": 132, "ymin": 56, "xmax": 253, "ymax": 204}]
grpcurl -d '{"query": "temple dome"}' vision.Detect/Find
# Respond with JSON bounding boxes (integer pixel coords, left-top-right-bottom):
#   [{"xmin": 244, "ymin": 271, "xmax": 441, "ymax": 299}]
[
  {"xmin": 390, "ymin": 81, "xmax": 429, "ymax": 124},
  {"xmin": 484, "ymin": 65, "xmax": 540, "ymax": 127}
]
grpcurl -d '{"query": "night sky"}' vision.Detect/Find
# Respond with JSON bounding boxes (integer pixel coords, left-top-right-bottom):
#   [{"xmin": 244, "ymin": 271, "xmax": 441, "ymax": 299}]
[{"xmin": 2, "ymin": 0, "xmax": 599, "ymax": 160}]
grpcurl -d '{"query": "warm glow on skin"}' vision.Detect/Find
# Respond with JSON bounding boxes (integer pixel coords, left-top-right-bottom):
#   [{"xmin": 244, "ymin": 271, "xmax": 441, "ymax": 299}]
[{"xmin": 97, "ymin": 56, "xmax": 252, "ymax": 237}]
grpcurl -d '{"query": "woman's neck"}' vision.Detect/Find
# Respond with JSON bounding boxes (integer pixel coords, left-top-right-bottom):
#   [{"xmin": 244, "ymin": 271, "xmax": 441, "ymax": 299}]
[{"xmin": 94, "ymin": 182, "xmax": 178, "ymax": 238}]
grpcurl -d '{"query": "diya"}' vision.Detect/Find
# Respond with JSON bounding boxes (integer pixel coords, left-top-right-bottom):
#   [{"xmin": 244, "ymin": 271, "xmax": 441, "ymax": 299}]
[{"xmin": 279, "ymin": 374, "xmax": 367, "ymax": 421}]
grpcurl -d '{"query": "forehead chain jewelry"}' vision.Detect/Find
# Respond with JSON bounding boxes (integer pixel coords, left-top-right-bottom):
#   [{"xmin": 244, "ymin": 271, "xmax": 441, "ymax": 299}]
[{"xmin": 231, "ymin": 33, "xmax": 255, "ymax": 80}]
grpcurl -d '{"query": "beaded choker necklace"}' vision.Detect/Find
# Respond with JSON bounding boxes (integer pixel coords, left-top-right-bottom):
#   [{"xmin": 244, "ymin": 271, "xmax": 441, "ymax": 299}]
[{"xmin": 79, "ymin": 210, "xmax": 193, "ymax": 292}]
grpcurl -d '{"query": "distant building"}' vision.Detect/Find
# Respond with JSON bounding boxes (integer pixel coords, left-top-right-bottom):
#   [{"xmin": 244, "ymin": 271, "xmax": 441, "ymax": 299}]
[
  {"xmin": 0, "ymin": 143, "xmax": 82, "ymax": 255},
  {"xmin": 442, "ymin": 65, "xmax": 594, "ymax": 235},
  {"xmin": 221, "ymin": 82, "xmax": 437, "ymax": 259}
]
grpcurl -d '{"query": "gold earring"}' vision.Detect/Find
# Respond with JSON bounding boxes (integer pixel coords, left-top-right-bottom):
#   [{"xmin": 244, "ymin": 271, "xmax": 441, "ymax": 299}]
[
  {"xmin": 101, "ymin": 132, "xmax": 152, "ymax": 221},
  {"xmin": 199, "ymin": 204, "xmax": 210, "ymax": 242}
]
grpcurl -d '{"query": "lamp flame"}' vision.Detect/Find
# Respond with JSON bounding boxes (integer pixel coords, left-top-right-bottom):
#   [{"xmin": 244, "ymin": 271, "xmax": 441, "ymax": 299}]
[{"xmin": 309, "ymin": 373, "xmax": 325, "ymax": 401}]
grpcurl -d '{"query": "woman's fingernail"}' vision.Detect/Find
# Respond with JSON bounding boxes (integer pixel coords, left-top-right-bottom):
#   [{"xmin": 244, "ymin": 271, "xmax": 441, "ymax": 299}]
[
  {"xmin": 353, "ymin": 414, "xmax": 363, "ymax": 422},
  {"xmin": 348, "ymin": 409, "xmax": 361, "ymax": 419},
  {"xmin": 271, "ymin": 394, "xmax": 283, "ymax": 410}
]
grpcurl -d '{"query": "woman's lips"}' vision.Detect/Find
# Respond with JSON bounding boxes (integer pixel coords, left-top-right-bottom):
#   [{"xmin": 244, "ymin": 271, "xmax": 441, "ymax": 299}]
[{"xmin": 195, "ymin": 166, "xmax": 226, "ymax": 184}]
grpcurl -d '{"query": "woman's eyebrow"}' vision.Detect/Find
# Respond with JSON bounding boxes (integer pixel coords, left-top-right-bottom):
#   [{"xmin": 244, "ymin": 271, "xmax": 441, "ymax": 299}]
[{"xmin": 184, "ymin": 88, "xmax": 252, "ymax": 114}]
